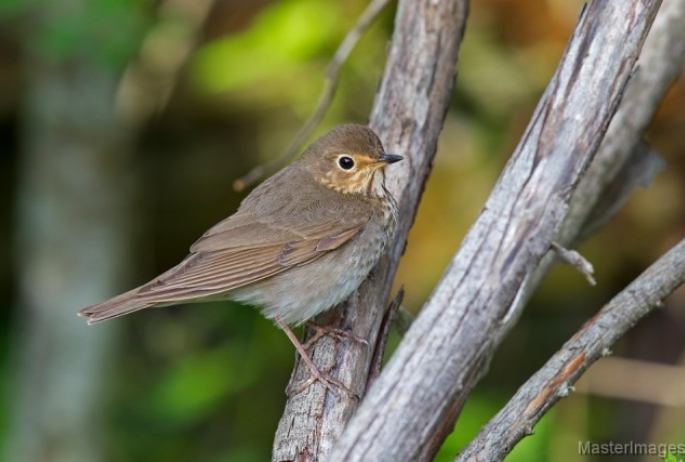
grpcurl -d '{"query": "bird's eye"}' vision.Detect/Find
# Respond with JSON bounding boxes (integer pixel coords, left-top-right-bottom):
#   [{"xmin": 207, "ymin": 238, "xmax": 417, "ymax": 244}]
[{"xmin": 338, "ymin": 156, "xmax": 355, "ymax": 170}]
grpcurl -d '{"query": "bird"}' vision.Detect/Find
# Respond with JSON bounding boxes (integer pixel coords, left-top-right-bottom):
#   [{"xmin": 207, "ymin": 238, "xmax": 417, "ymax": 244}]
[{"xmin": 79, "ymin": 123, "xmax": 402, "ymax": 395}]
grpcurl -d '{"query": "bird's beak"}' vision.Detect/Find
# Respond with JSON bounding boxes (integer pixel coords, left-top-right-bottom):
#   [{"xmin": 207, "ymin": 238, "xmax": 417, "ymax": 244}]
[{"xmin": 379, "ymin": 154, "xmax": 403, "ymax": 164}]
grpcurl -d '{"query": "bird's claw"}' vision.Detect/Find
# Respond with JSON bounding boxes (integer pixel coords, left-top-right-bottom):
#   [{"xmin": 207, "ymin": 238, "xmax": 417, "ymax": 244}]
[
  {"xmin": 303, "ymin": 321, "xmax": 369, "ymax": 350},
  {"xmin": 286, "ymin": 364, "xmax": 359, "ymax": 400}
]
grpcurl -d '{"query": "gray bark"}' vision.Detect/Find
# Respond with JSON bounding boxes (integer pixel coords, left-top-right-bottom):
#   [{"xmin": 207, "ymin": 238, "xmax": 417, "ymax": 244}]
[
  {"xmin": 456, "ymin": 236, "xmax": 685, "ymax": 462},
  {"xmin": 328, "ymin": 1, "xmax": 663, "ymax": 461},
  {"xmin": 453, "ymin": 5, "xmax": 685, "ymax": 452},
  {"xmin": 272, "ymin": 0, "xmax": 469, "ymax": 460},
  {"xmin": 564, "ymin": 0, "xmax": 685, "ymax": 246},
  {"xmin": 454, "ymin": 2, "xmax": 685, "ymax": 458},
  {"xmin": 509, "ymin": 0, "xmax": 685, "ymax": 329}
]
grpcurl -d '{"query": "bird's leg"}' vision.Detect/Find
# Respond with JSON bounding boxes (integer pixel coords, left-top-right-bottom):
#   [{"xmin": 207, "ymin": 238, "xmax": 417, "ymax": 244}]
[
  {"xmin": 276, "ymin": 317, "xmax": 357, "ymax": 399},
  {"xmin": 302, "ymin": 321, "xmax": 369, "ymax": 350}
]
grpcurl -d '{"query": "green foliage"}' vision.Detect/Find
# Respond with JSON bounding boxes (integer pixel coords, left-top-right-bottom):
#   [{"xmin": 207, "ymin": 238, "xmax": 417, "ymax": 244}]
[
  {"xmin": 26, "ymin": 0, "xmax": 152, "ymax": 68},
  {"xmin": 148, "ymin": 341, "xmax": 261, "ymax": 426},
  {"xmin": 192, "ymin": 0, "xmax": 340, "ymax": 94},
  {"xmin": 665, "ymin": 452, "xmax": 682, "ymax": 462},
  {"xmin": 110, "ymin": 306, "xmax": 293, "ymax": 462},
  {"xmin": 436, "ymin": 392, "xmax": 506, "ymax": 460},
  {"xmin": 434, "ymin": 392, "xmax": 554, "ymax": 461},
  {"xmin": 0, "ymin": 0, "xmax": 38, "ymax": 16}
]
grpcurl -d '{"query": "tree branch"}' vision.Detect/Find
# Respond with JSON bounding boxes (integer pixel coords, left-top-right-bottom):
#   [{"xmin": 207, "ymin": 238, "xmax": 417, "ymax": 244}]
[
  {"xmin": 453, "ymin": 2, "xmax": 685, "ymax": 458},
  {"xmin": 562, "ymin": 0, "xmax": 685, "ymax": 247},
  {"xmin": 509, "ymin": 0, "xmax": 685, "ymax": 330},
  {"xmin": 419, "ymin": 0, "xmax": 684, "ymax": 458},
  {"xmin": 456, "ymin": 236, "xmax": 685, "ymax": 462},
  {"xmin": 271, "ymin": 0, "xmax": 469, "ymax": 460},
  {"xmin": 328, "ymin": 1, "xmax": 662, "ymax": 461}
]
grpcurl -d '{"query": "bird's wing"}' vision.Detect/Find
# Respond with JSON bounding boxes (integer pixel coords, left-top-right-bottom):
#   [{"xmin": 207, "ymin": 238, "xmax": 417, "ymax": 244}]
[{"xmin": 134, "ymin": 208, "xmax": 371, "ymax": 302}]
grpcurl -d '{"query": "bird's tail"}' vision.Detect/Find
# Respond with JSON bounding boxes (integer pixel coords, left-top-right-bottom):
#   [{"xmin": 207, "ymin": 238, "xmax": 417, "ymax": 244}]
[{"xmin": 78, "ymin": 288, "xmax": 154, "ymax": 325}]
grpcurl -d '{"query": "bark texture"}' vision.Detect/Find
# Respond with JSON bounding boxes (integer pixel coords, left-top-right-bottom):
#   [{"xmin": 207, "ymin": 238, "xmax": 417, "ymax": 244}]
[
  {"xmin": 454, "ymin": 2, "xmax": 685, "ymax": 458},
  {"xmin": 272, "ymin": 0, "xmax": 469, "ymax": 460},
  {"xmin": 512, "ymin": 0, "xmax": 685, "ymax": 320},
  {"xmin": 328, "ymin": 1, "xmax": 662, "ymax": 461},
  {"xmin": 456, "ymin": 236, "xmax": 685, "ymax": 462}
]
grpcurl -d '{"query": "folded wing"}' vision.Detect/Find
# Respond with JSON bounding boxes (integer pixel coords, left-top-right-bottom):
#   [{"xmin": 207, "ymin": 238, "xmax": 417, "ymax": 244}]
[{"xmin": 134, "ymin": 209, "xmax": 370, "ymax": 302}]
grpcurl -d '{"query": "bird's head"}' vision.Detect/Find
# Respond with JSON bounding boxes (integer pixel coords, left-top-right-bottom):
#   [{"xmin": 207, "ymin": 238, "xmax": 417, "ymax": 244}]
[{"xmin": 301, "ymin": 124, "xmax": 403, "ymax": 196}]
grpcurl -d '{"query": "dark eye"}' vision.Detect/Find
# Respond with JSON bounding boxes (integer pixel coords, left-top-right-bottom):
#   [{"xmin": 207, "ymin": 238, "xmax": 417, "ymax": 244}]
[{"xmin": 338, "ymin": 156, "xmax": 355, "ymax": 170}]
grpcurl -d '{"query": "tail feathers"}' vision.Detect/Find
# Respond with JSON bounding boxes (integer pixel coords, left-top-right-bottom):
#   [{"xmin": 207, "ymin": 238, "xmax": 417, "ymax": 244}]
[{"xmin": 78, "ymin": 288, "xmax": 154, "ymax": 325}]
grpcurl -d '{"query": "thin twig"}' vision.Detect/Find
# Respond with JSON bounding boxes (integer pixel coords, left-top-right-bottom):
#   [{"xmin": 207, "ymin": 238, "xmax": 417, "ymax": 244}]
[
  {"xmin": 233, "ymin": 0, "xmax": 392, "ymax": 191},
  {"xmin": 550, "ymin": 241, "xmax": 596, "ymax": 286}
]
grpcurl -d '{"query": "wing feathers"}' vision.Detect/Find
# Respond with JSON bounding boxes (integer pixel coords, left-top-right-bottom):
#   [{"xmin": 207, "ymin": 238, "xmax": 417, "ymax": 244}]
[
  {"xmin": 97, "ymin": 200, "xmax": 373, "ymax": 308},
  {"xmin": 316, "ymin": 226, "xmax": 365, "ymax": 251},
  {"xmin": 135, "ymin": 219, "xmax": 367, "ymax": 304},
  {"xmin": 80, "ymin": 169, "xmax": 381, "ymax": 324}
]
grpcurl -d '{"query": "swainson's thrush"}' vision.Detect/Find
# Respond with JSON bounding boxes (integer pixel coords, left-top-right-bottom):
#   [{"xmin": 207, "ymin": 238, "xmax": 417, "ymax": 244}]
[{"xmin": 79, "ymin": 124, "xmax": 402, "ymax": 394}]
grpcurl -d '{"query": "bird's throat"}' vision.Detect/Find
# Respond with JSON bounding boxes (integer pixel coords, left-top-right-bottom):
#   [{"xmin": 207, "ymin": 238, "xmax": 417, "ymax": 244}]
[{"xmin": 319, "ymin": 169, "xmax": 387, "ymax": 198}]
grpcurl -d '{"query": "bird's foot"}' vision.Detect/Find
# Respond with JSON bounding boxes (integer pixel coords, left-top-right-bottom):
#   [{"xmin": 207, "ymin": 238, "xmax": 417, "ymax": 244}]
[
  {"xmin": 286, "ymin": 364, "xmax": 358, "ymax": 399},
  {"xmin": 276, "ymin": 317, "xmax": 358, "ymax": 399},
  {"xmin": 302, "ymin": 321, "xmax": 369, "ymax": 350}
]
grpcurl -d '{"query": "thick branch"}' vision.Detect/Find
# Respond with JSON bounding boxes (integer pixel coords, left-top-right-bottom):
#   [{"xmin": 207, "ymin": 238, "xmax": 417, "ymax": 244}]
[
  {"xmin": 456, "ymin": 236, "xmax": 685, "ymax": 462},
  {"xmin": 510, "ymin": 0, "xmax": 685, "ymax": 327},
  {"xmin": 562, "ymin": 0, "xmax": 685, "ymax": 246},
  {"xmin": 420, "ymin": 0, "xmax": 683, "ymax": 458},
  {"xmin": 329, "ymin": 1, "xmax": 662, "ymax": 461},
  {"xmin": 271, "ymin": 0, "xmax": 469, "ymax": 460},
  {"xmin": 452, "ymin": 3, "xmax": 685, "ymax": 458}
]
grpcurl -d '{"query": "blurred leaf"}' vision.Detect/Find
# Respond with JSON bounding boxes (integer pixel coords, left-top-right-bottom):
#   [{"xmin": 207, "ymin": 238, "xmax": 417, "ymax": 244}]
[
  {"xmin": 192, "ymin": 0, "xmax": 339, "ymax": 93},
  {"xmin": 665, "ymin": 452, "xmax": 680, "ymax": 462},
  {"xmin": 150, "ymin": 342, "xmax": 260, "ymax": 426},
  {"xmin": 0, "ymin": 0, "xmax": 39, "ymax": 17},
  {"xmin": 211, "ymin": 445, "xmax": 265, "ymax": 462},
  {"xmin": 434, "ymin": 392, "xmax": 554, "ymax": 461},
  {"xmin": 0, "ymin": 323, "xmax": 8, "ymax": 455},
  {"xmin": 506, "ymin": 412, "xmax": 554, "ymax": 462},
  {"xmin": 435, "ymin": 392, "xmax": 505, "ymax": 461},
  {"xmin": 30, "ymin": 0, "xmax": 151, "ymax": 68}
]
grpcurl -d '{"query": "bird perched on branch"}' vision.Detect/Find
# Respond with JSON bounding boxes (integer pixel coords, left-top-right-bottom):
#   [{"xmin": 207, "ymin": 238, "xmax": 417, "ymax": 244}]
[{"xmin": 79, "ymin": 124, "xmax": 402, "ymax": 395}]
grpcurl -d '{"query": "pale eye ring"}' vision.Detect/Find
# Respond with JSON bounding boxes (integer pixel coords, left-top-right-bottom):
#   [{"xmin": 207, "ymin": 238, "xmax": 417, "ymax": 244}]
[{"xmin": 338, "ymin": 156, "xmax": 355, "ymax": 170}]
